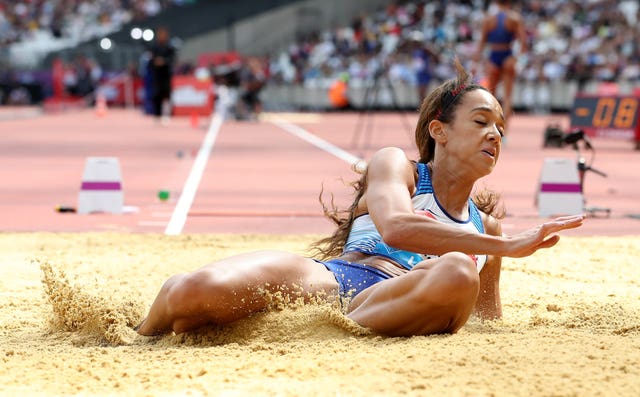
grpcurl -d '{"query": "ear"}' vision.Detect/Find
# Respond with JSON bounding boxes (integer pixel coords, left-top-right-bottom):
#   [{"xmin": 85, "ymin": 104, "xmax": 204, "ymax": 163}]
[{"xmin": 428, "ymin": 119, "xmax": 448, "ymax": 144}]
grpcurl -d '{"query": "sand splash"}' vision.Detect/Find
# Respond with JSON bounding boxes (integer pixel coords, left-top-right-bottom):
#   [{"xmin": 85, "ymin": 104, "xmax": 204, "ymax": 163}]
[
  {"xmin": 38, "ymin": 259, "xmax": 370, "ymax": 348},
  {"xmin": 39, "ymin": 259, "xmax": 144, "ymax": 346}
]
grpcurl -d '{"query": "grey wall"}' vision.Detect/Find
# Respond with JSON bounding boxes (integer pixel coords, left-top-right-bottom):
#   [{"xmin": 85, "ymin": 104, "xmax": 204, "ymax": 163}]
[
  {"xmin": 258, "ymin": 79, "xmax": 639, "ymax": 112},
  {"xmin": 179, "ymin": 0, "xmax": 391, "ymax": 62}
]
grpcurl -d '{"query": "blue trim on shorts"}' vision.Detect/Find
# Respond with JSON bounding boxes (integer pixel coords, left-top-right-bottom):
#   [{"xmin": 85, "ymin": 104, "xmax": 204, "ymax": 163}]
[{"xmin": 315, "ymin": 259, "xmax": 392, "ymax": 298}]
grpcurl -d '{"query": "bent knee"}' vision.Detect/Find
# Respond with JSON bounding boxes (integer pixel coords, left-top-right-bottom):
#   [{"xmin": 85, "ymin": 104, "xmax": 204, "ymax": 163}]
[
  {"xmin": 391, "ymin": 253, "xmax": 480, "ymax": 334},
  {"xmin": 438, "ymin": 252, "xmax": 480, "ymax": 288},
  {"xmin": 412, "ymin": 252, "xmax": 479, "ymax": 302},
  {"xmin": 163, "ymin": 271, "xmax": 223, "ymax": 315},
  {"xmin": 440, "ymin": 251, "xmax": 477, "ymax": 269}
]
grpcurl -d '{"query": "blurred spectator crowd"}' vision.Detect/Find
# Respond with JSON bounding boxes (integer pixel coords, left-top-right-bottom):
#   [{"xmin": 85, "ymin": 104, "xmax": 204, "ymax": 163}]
[
  {"xmin": 2, "ymin": 0, "xmax": 640, "ymax": 107},
  {"xmin": 266, "ymin": 0, "xmax": 640, "ymax": 89},
  {"xmin": 3, "ymin": 0, "xmax": 639, "ymax": 87},
  {"xmin": 0, "ymin": 0, "xmax": 192, "ymax": 47}
]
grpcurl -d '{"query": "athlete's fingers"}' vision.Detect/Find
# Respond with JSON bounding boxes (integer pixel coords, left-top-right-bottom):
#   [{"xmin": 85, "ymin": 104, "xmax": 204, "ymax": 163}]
[
  {"xmin": 550, "ymin": 214, "xmax": 585, "ymax": 223},
  {"xmin": 541, "ymin": 215, "xmax": 584, "ymax": 234},
  {"xmin": 537, "ymin": 234, "xmax": 560, "ymax": 250}
]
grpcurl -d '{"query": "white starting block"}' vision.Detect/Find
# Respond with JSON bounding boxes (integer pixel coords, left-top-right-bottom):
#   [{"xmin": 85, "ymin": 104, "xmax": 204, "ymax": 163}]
[
  {"xmin": 537, "ymin": 157, "xmax": 583, "ymax": 217},
  {"xmin": 77, "ymin": 157, "xmax": 124, "ymax": 214}
]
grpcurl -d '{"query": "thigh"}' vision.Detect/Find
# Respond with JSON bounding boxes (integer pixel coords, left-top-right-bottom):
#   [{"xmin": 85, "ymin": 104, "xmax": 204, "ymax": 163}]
[
  {"xmin": 346, "ymin": 253, "xmax": 478, "ymax": 335},
  {"xmin": 139, "ymin": 251, "xmax": 340, "ymax": 334},
  {"xmin": 484, "ymin": 62, "xmax": 501, "ymax": 92},
  {"xmin": 501, "ymin": 57, "xmax": 517, "ymax": 76},
  {"xmin": 194, "ymin": 250, "xmax": 339, "ymax": 297}
]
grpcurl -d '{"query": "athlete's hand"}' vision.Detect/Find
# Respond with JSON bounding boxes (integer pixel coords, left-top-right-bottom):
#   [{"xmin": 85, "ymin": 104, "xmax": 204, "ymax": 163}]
[{"xmin": 501, "ymin": 215, "xmax": 585, "ymax": 258}]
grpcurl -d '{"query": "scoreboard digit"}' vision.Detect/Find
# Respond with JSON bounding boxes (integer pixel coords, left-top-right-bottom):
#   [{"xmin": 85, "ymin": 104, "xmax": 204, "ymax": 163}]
[
  {"xmin": 570, "ymin": 95, "xmax": 639, "ymax": 140},
  {"xmin": 613, "ymin": 98, "xmax": 638, "ymax": 129}
]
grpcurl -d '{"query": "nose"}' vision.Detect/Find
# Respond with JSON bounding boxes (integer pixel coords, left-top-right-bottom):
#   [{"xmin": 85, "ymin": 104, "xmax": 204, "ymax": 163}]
[{"xmin": 487, "ymin": 124, "xmax": 502, "ymax": 141}]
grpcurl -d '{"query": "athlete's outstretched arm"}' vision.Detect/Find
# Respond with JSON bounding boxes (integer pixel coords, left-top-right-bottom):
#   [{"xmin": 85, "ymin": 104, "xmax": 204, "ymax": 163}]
[{"xmin": 364, "ymin": 147, "xmax": 584, "ymax": 259}]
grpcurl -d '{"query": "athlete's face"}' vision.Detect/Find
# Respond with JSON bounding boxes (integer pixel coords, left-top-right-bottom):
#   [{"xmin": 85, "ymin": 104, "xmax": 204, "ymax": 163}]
[{"xmin": 446, "ymin": 89, "xmax": 504, "ymax": 176}]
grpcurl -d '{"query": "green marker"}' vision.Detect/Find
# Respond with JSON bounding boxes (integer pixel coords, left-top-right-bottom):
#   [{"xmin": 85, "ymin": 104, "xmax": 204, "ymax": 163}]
[{"xmin": 158, "ymin": 190, "xmax": 170, "ymax": 201}]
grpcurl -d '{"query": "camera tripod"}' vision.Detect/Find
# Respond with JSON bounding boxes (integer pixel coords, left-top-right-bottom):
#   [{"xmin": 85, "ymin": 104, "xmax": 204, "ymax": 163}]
[
  {"xmin": 569, "ymin": 131, "xmax": 611, "ymax": 217},
  {"xmin": 350, "ymin": 67, "xmax": 413, "ymax": 154}
]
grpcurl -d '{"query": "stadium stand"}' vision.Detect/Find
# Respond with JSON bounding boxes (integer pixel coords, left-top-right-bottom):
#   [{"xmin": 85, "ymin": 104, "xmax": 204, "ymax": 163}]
[{"xmin": 1, "ymin": 0, "xmax": 639, "ymax": 111}]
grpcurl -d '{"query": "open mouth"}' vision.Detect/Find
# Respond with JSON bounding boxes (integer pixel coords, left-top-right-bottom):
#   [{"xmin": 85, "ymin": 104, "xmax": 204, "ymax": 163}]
[{"xmin": 482, "ymin": 148, "xmax": 496, "ymax": 158}]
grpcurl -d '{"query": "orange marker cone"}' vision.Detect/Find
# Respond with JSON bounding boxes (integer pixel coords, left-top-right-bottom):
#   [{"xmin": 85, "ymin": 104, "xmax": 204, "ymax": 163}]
[
  {"xmin": 190, "ymin": 112, "xmax": 199, "ymax": 128},
  {"xmin": 95, "ymin": 92, "xmax": 107, "ymax": 117}
]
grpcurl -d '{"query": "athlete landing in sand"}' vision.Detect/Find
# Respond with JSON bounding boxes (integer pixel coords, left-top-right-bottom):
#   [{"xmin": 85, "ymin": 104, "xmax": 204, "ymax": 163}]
[{"xmin": 136, "ymin": 59, "xmax": 583, "ymax": 338}]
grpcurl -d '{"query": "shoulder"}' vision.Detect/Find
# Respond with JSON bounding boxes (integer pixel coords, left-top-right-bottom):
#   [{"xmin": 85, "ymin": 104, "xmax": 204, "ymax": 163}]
[
  {"xmin": 368, "ymin": 147, "xmax": 412, "ymax": 168},
  {"xmin": 480, "ymin": 211, "xmax": 502, "ymax": 237},
  {"xmin": 507, "ymin": 10, "xmax": 524, "ymax": 25},
  {"xmin": 481, "ymin": 13, "xmax": 496, "ymax": 30},
  {"xmin": 367, "ymin": 147, "xmax": 416, "ymax": 185}
]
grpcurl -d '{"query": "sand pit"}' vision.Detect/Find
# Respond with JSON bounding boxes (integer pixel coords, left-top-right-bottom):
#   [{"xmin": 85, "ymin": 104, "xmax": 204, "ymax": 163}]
[{"xmin": 1, "ymin": 232, "xmax": 639, "ymax": 396}]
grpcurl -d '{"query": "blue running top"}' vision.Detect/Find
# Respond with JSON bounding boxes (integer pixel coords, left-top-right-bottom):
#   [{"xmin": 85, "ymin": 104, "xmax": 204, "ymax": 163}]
[{"xmin": 343, "ymin": 162, "xmax": 487, "ymax": 272}]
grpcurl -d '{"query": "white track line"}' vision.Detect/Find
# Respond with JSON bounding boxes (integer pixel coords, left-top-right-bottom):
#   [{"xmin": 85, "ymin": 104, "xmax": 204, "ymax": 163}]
[
  {"xmin": 165, "ymin": 114, "xmax": 358, "ymax": 235},
  {"xmin": 164, "ymin": 113, "xmax": 224, "ymax": 235},
  {"xmin": 269, "ymin": 117, "xmax": 362, "ymax": 165}
]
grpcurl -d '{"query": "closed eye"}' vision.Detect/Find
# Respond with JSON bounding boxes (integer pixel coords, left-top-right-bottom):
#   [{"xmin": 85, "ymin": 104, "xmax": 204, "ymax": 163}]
[{"xmin": 475, "ymin": 120, "xmax": 504, "ymax": 137}]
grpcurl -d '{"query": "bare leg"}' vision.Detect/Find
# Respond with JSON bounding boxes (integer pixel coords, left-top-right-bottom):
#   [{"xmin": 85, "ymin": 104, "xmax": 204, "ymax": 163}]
[
  {"xmin": 136, "ymin": 250, "xmax": 338, "ymax": 336},
  {"xmin": 346, "ymin": 252, "xmax": 479, "ymax": 336},
  {"xmin": 484, "ymin": 62, "xmax": 500, "ymax": 94},
  {"xmin": 500, "ymin": 57, "xmax": 517, "ymax": 127}
]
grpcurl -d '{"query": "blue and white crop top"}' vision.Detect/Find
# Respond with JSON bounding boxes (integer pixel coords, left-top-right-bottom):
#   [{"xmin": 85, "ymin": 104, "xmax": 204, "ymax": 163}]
[{"xmin": 343, "ymin": 162, "xmax": 487, "ymax": 272}]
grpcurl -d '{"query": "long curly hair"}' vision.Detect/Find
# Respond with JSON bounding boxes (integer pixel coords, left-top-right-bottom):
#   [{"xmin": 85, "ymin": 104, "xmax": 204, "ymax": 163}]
[
  {"xmin": 309, "ymin": 172, "xmax": 367, "ymax": 260},
  {"xmin": 310, "ymin": 59, "xmax": 505, "ymax": 260}
]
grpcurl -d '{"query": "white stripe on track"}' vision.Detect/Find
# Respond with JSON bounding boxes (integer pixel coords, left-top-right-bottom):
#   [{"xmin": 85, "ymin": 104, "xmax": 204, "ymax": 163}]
[
  {"xmin": 164, "ymin": 113, "xmax": 224, "ymax": 235},
  {"xmin": 269, "ymin": 117, "xmax": 362, "ymax": 165}
]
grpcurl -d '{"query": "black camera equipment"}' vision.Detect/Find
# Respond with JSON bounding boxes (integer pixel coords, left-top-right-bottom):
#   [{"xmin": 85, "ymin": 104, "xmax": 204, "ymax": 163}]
[{"xmin": 564, "ymin": 129, "xmax": 610, "ymax": 217}]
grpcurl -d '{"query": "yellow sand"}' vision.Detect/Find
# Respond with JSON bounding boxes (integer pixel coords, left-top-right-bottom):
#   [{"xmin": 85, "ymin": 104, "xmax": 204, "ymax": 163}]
[{"xmin": 1, "ymin": 232, "xmax": 639, "ymax": 396}]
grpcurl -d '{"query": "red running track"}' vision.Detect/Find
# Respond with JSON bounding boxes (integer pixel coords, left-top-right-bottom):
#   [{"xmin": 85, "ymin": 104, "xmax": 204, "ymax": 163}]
[{"xmin": 1, "ymin": 106, "xmax": 638, "ymax": 236}]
